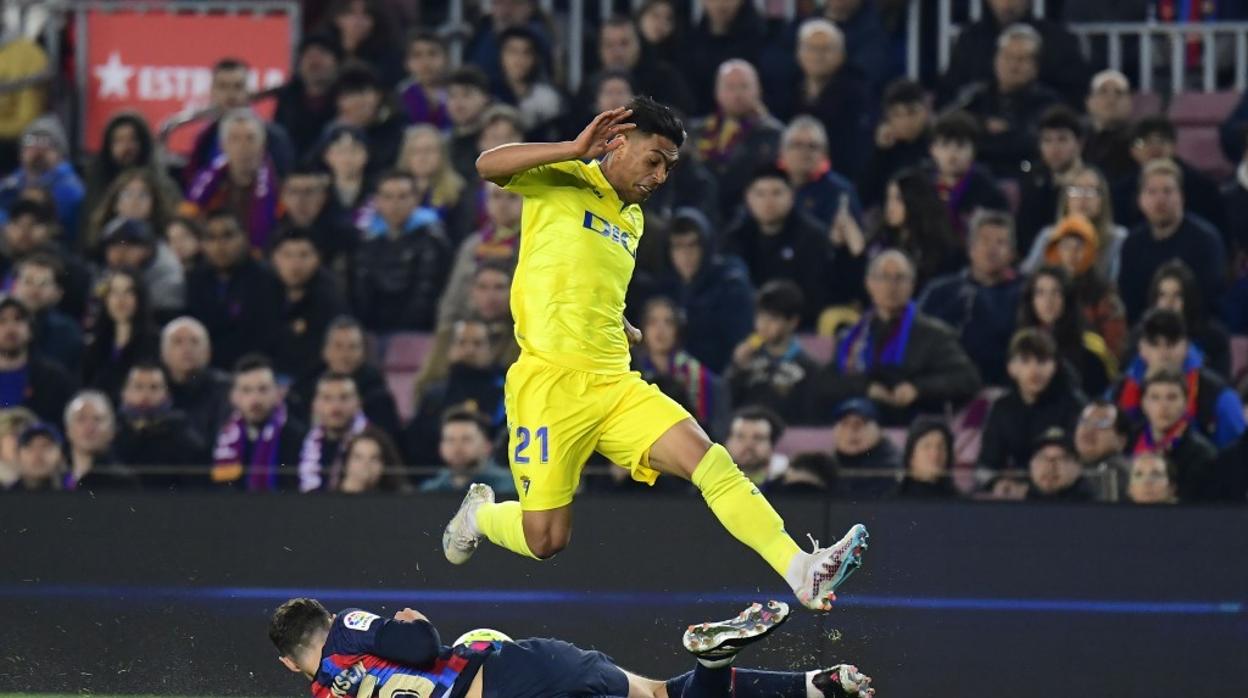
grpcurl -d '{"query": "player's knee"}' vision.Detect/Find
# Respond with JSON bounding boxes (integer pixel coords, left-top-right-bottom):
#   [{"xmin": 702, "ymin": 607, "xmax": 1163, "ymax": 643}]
[{"xmin": 526, "ymin": 528, "xmax": 571, "ymax": 559}]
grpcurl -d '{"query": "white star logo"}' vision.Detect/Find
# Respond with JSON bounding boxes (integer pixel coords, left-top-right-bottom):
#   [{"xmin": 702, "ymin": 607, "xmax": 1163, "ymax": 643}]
[{"xmin": 94, "ymin": 51, "xmax": 135, "ymax": 99}]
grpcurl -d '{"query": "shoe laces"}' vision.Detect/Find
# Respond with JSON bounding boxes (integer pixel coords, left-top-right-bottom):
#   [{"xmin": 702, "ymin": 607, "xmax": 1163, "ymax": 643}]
[{"xmin": 806, "ymin": 532, "xmax": 826, "ymax": 552}]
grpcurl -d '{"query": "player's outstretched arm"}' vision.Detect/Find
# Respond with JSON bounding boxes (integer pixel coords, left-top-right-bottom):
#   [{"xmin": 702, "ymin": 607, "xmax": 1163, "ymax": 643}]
[{"xmin": 476, "ymin": 107, "xmax": 636, "ymax": 185}]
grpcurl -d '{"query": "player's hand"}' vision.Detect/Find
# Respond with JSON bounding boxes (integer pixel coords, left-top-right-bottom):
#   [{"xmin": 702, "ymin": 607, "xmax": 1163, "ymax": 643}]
[
  {"xmin": 891, "ymin": 382, "xmax": 918, "ymax": 407},
  {"xmin": 624, "ymin": 317, "xmax": 643, "ymax": 346},
  {"xmin": 572, "ymin": 107, "xmax": 636, "ymax": 160},
  {"xmin": 394, "ymin": 608, "xmax": 427, "ymax": 623}
]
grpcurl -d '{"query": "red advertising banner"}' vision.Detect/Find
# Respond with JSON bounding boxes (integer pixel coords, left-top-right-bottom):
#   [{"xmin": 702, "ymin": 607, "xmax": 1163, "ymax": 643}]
[{"xmin": 82, "ymin": 8, "xmax": 294, "ymax": 154}]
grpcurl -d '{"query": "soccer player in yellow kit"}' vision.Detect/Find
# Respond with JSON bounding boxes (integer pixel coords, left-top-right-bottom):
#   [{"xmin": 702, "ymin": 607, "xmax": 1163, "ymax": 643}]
[{"xmin": 442, "ymin": 98, "xmax": 868, "ymax": 611}]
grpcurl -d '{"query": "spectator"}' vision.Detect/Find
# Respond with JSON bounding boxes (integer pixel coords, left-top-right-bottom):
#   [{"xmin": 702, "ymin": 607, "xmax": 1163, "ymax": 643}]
[
  {"xmin": 633, "ymin": 297, "xmax": 731, "ymax": 440},
  {"xmin": 13, "ymin": 254, "xmax": 81, "ymax": 373},
  {"xmin": 1118, "ymin": 159, "xmax": 1226, "ymax": 323},
  {"xmin": 861, "ymin": 79, "xmax": 932, "ymax": 208},
  {"xmin": 1129, "ymin": 369, "xmax": 1218, "ymax": 501},
  {"xmin": 164, "ymin": 216, "xmax": 203, "ymax": 274},
  {"xmin": 1018, "ymin": 266, "xmax": 1116, "ymax": 396},
  {"xmin": 160, "ymin": 316, "xmax": 232, "ymax": 447},
  {"xmin": 394, "ymin": 124, "xmax": 473, "ymax": 244},
  {"xmin": 397, "ymin": 30, "xmax": 450, "ymax": 130},
  {"xmin": 493, "ymin": 26, "xmax": 563, "ymax": 140},
  {"xmin": 98, "ymin": 218, "xmax": 186, "ymax": 318},
  {"xmin": 1, "ymin": 199, "xmax": 92, "ymax": 321},
  {"xmin": 463, "ymin": 0, "xmax": 552, "ymax": 89},
  {"xmin": 893, "ymin": 417, "xmax": 959, "ymax": 499},
  {"xmin": 636, "ymin": 0, "xmax": 681, "ymax": 66},
  {"xmin": 322, "ymin": 0, "xmax": 403, "ymax": 88},
  {"xmin": 211, "ymin": 354, "xmax": 307, "ymax": 491},
  {"xmin": 0, "ymin": 26, "xmax": 48, "ymax": 173},
  {"xmin": 83, "ymin": 113, "xmax": 179, "ymax": 230},
  {"xmin": 768, "ymin": 452, "xmax": 837, "ymax": 495},
  {"xmin": 476, "ymin": 104, "xmax": 526, "ymax": 155},
  {"xmin": 1083, "ymin": 70, "xmax": 1136, "ymax": 183},
  {"xmin": 683, "ymin": 0, "xmax": 766, "ymax": 115},
  {"xmin": 690, "ymin": 60, "xmax": 784, "ymax": 219},
  {"xmin": 771, "ymin": 18, "xmax": 874, "ymax": 180},
  {"xmin": 949, "ymin": 24, "xmax": 1062, "ymax": 177},
  {"xmin": 1220, "ymin": 89, "xmax": 1248, "ymax": 165},
  {"xmin": 1111, "ymin": 309, "xmax": 1244, "ymax": 449},
  {"xmin": 648, "ymin": 209, "xmax": 753, "ymax": 373},
  {"xmin": 928, "ymin": 111, "xmax": 1008, "ymax": 239},
  {"xmin": 62, "ymin": 390, "xmax": 134, "ymax": 491},
  {"xmin": 188, "ymin": 109, "xmax": 282, "ymax": 250},
  {"xmin": 778, "ymin": 116, "xmax": 864, "ymax": 230},
  {"xmin": 297, "ymin": 371, "xmax": 369, "ymax": 492},
  {"xmin": 1021, "ymin": 165, "xmax": 1128, "ymax": 283},
  {"xmin": 921, "ymin": 209, "xmax": 1022, "ymax": 387},
  {"xmin": 445, "ymin": 67, "xmax": 494, "ymax": 184},
  {"xmin": 269, "ymin": 230, "xmax": 347, "ymax": 382},
  {"xmin": 339, "ymin": 426, "xmax": 410, "ymax": 493},
  {"xmin": 274, "ymin": 35, "xmax": 343, "ymax": 159},
  {"xmin": 938, "ymin": 0, "xmax": 1090, "ymax": 108},
  {"xmin": 1024, "ymin": 426, "xmax": 1095, "ymax": 502},
  {"xmin": 724, "ymin": 405, "xmax": 788, "ymax": 488},
  {"xmin": 726, "ymin": 281, "xmax": 818, "ymax": 424},
  {"xmin": 113, "ymin": 361, "xmax": 208, "ymax": 489},
  {"xmin": 7, "ymin": 422, "xmax": 66, "ymax": 492},
  {"xmin": 726, "ymin": 167, "xmax": 861, "ymax": 325},
  {"xmin": 185, "ymin": 210, "xmax": 283, "ymax": 370},
  {"xmin": 319, "ymin": 125, "xmax": 373, "ymax": 225},
  {"xmin": 82, "ymin": 269, "xmax": 159, "ymax": 400},
  {"xmin": 420, "ymin": 409, "xmax": 514, "ymax": 494},
  {"xmin": 276, "ymin": 167, "xmax": 357, "ymax": 285},
  {"xmin": 1226, "ymin": 131, "xmax": 1248, "ymax": 255},
  {"xmin": 1074, "ymin": 399, "xmax": 1131, "ymax": 499},
  {"xmin": 331, "ymin": 63, "xmax": 406, "ymax": 175},
  {"xmin": 0, "ymin": 116, "xmax": 84, "ymax": 240},
  {"xmin": 185, "ymin": 59, "xmax": 294, "ymax": 183},
  {"xmin": 84, "ymin": 168, "xmax": 180, "ymax": 259},
  {"xmin": 830, "ymin": 397, "xmax": 902, "ymax": 499},
  {"xmin": 404, "ymin": 318, "xmax": 505, "ymax": 468},
  {"xmin": 821, "ymin": 0, "xmax": 893, "ymax": 94},
  {"xmin": 0, "ymin": 295, "xmax": 75, "ymax": 425},
  {"xmin": 578, "ymin": 16, "xmax": 693, "ymax": 123},
  {"xmin": 818, "ymin": 250, "xmax": 981, "ymax": 426},
  {"xmin": 1113, "ymin": 116, "xmax": 1228, "ymax": 237},
  {"xmin": 287, "ymin": 316, "xmax": 402, "ymax": 442},
  {"xmin": 1142, "ymin": 260, "xmax": 1231, "ymax": 381},
  {"xmin": 436, "ymin": 182, "xmax": 520, "ymax": 327},
  {"xmin": 416, "ymin": 262, "xmax": 520, "ymax": 394},
  {"xmin": 0, "ymin": 406, "xmax": 36, "ymax": 488},
  {"xmin": 353, "ymin": 171, "xmax": 451, "ymax": 332},
  {"xmin": 979, "ymin": 329, "xmax": 1086, "ymax": 472},
  {"xmin": 1126, "ymin": 452, "xmax": 1180, "ymax": 505},
  {"xmin": 865, "ymin": 168, "xmax": 963, "ymax": 289},
  {"xmin": 1015, "ymin": 106, "xmax": 1086, "ymax": 255}
]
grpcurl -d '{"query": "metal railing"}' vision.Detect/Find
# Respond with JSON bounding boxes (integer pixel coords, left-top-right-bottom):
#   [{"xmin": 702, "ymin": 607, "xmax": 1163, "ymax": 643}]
[{"xmin": 1069, "ymin": 21, "xmax": 1248, "ymax": 93}]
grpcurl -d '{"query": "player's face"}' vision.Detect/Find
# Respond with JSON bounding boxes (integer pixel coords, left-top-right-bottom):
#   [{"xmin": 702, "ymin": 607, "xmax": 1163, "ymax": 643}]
[
  {"xmin": 314, "ymin": 380, "xmax": 360, "ymax": 431},
  {"xmin": 1029, "ymin": 445, "xmax": 1079, "ymax": 494},
  {"xmin": 834, "ymin": 414, "xmax": 880, "ymax": 456},
  {"xmin": 612, "ymin": 132, "xmax": 679, "ymax": 204},
  {"xmin": 440, "ymin": 422, "xmax": 489, "ymax": 470},
  {"xmin": 0, "ymin": 307, "xmax": 31, "ymax": 355},
  {"xmin": 324, "ymin": 328, "xmax": 365, "ymax": 374},
  {"xmin": 232, "ymin": 368, "xmax": 279, "ymax": 425},
  {"xmin": 1142, "ymin": 384, "xmax": 1186, "ymax": 430},
  {"xmin": 725, "ymin": 418, "xmax": 773, "ymax": 471},
  {"xmin": 1139, "ymin": 337, "xmax": 1187, "ymax": 375},
  {"xmin": 122, "ymin": 369, "xmax": 169, "ymax": 412},
  {"xmin": 1007, "ymin": 355, "xmax": 1056, "ymax": 397},
  {"xmin": 1128, "ymin": 454, "xmax": 1175, "ymax": 504}
]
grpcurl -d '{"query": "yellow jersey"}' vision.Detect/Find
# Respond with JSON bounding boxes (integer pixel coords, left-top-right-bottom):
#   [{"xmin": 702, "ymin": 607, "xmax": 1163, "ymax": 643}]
[{"xmin": 502, "ymin": 158, "xmax": 643, "ymax": 375}]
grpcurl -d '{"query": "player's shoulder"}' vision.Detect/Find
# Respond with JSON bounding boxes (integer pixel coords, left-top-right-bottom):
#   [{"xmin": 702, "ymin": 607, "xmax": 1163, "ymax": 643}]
[
  {"xmin": 516, "ymin": 158, "xmax": 597, "ymax": 191},
  {"xmin": 335, "ymin": 608, "xmax": 383, "ymax": 633}
]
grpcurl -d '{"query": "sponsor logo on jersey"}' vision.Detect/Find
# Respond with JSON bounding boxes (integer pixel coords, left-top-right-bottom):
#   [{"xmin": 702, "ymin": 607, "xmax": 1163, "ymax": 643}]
[
  {"xmin": 582, "ymin": 211, "xmax": 636, "ymax": 258},
  {"xmin": 343, "ymin": 610, "xmax": 380, "ymax": 631}
]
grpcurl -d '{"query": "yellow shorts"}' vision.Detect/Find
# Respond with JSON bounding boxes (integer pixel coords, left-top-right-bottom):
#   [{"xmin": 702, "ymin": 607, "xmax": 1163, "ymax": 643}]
[{"xmin": 503, "ymin": 353, "xmax": 691, "ymax": 510}]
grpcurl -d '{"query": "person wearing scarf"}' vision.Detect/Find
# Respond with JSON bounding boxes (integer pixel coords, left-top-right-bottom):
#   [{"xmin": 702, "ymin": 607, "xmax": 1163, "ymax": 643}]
[
  {"xmin": 211, "ymin": 355, "xmax": 307, "ymax": 492},
  {"xmin": 1111, "ymin": 309, "xmax": 1245, "ymax": 449},
  {"xmin": 298, "ymin": 372, "xmax": 369, "ymax": 492},
  {"xmin": 1130, "ymin": 370, "xmax": 1218, "ymax": 501},
  {"xmin": 816, "ymin": 250, "xmax": 981, "ymax": 427},
  {"xmin": 634, "ymin": 297, "xmax": 730, "ymax": 440},
  {"xmin": 188, "ymin": 110, "xmax": 281, "ymax": 250}
]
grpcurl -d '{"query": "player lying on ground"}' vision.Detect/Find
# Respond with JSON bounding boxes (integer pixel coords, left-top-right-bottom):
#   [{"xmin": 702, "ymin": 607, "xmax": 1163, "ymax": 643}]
[
  {"xmin": 443, "ymin": 96, "xmax": 868, "ymax": 611},
  {"xmin": 269, "ymin": 597, "xmax": 875, "ymax": 698}
]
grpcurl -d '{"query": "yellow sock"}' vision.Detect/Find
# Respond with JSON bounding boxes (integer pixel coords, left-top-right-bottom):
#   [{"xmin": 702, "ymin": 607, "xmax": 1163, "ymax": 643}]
[
  {"xmin": 691, "ymin": 444, "xmax": 802, "ymax": 577},
  {"xmin": 474, "ymin": 500, "xmax": 539, "ymax": 560}
]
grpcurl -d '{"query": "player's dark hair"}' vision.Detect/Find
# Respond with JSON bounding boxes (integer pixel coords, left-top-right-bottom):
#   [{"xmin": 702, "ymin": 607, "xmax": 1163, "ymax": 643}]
[
  {"xmin": 882, "ymin": 78, "xmax": 925, "ymax": 109},
  {"xmin": 442, "ymin": 406, "xmax": 491, "ymax": 436},
  {"xmin": 1140, "ymin": 308, "xmax": 1187, "ymax": 344},
  {"xmin": 1143, "ymin": 368, "xmax": 1188, "ymax": 398},
  {"xmin": 447, "ymin": 66, "xmax": 490, "ymax": 93},
  {"xmin": 1133, "ymin": 114, "xmax": 1176, "ymax": 143},
  {"xmin": 213, "ymin": 57, "xmax": 249, "ymax": 74},
  {"xmin": 233, "ymin": 353, "xmax": 273, "ymax": 377},
  {"xmin": 269, "ymin": 597, "xmax": 333, "ymax": 657},
  {"xmin": 932, "ymin": 110, "xmax": 980, "ymax": 146},
  {"xmin": 1086, "ymin": 398, "xmax": 1133, "ymax": 438},
  {"xmin": 1038, "ymin": 104, "xmax": 1084, "ymax": 139},
  {"xmin": 626, "ymin": 95, "xmax": 685, "ymax": 148},
  {"xmin": 732, "ymin": 405, "xmax": 786, "ymax": 445},
  {"xmin": 755, "ymin": 280, "xmax": 804, "ymax": 322},
  {"xmin": 1008, "ymin": 327, "xmax": 1056, "ymax": 362}
]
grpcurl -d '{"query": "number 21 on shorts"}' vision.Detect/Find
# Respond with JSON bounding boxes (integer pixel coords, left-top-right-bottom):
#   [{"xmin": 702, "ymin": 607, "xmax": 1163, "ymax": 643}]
[{"xmin": 514, "ymin": 426, "xmax": 549, "ymax": 464}]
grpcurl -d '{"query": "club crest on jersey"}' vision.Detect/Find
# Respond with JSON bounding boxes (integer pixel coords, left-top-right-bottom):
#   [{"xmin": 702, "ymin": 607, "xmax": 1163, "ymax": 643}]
[
  {"xmin": 582, "ymin": 211, "xmax": 636, "ymax": 258},
  {"xmin": 343, "ymin": 610, "xmax": 379, "ymax": 631}
]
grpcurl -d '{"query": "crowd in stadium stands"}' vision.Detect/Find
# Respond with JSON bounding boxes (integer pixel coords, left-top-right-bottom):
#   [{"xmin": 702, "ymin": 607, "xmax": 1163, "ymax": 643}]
[{"xmin": 3, "ymin": 0, "xmax": 1248, "ymax": 505}]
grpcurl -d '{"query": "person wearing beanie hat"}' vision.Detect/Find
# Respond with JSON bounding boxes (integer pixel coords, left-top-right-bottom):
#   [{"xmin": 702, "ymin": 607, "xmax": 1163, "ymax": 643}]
[{"xmin": 0, "ymin": 114, "xmax": 85, "ymax": 239}]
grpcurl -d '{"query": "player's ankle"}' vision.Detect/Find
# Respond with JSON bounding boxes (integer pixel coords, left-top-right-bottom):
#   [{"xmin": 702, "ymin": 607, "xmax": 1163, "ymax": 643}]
[{"xmin": 783, "ymin": 550, "xmax": 812, "ymax": 591}]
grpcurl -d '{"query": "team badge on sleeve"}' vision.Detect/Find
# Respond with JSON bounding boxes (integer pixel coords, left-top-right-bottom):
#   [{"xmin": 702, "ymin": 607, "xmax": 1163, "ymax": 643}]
[{"xmin": 343, "ymin": 611, "xmax": 380, "ymax": 631}]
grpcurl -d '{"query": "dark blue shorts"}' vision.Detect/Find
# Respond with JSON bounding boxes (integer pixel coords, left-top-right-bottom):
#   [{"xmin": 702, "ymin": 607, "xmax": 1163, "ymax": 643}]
[{"xmin": 481, "ymin": 638, "xmax": 630, "ymax": 698}]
